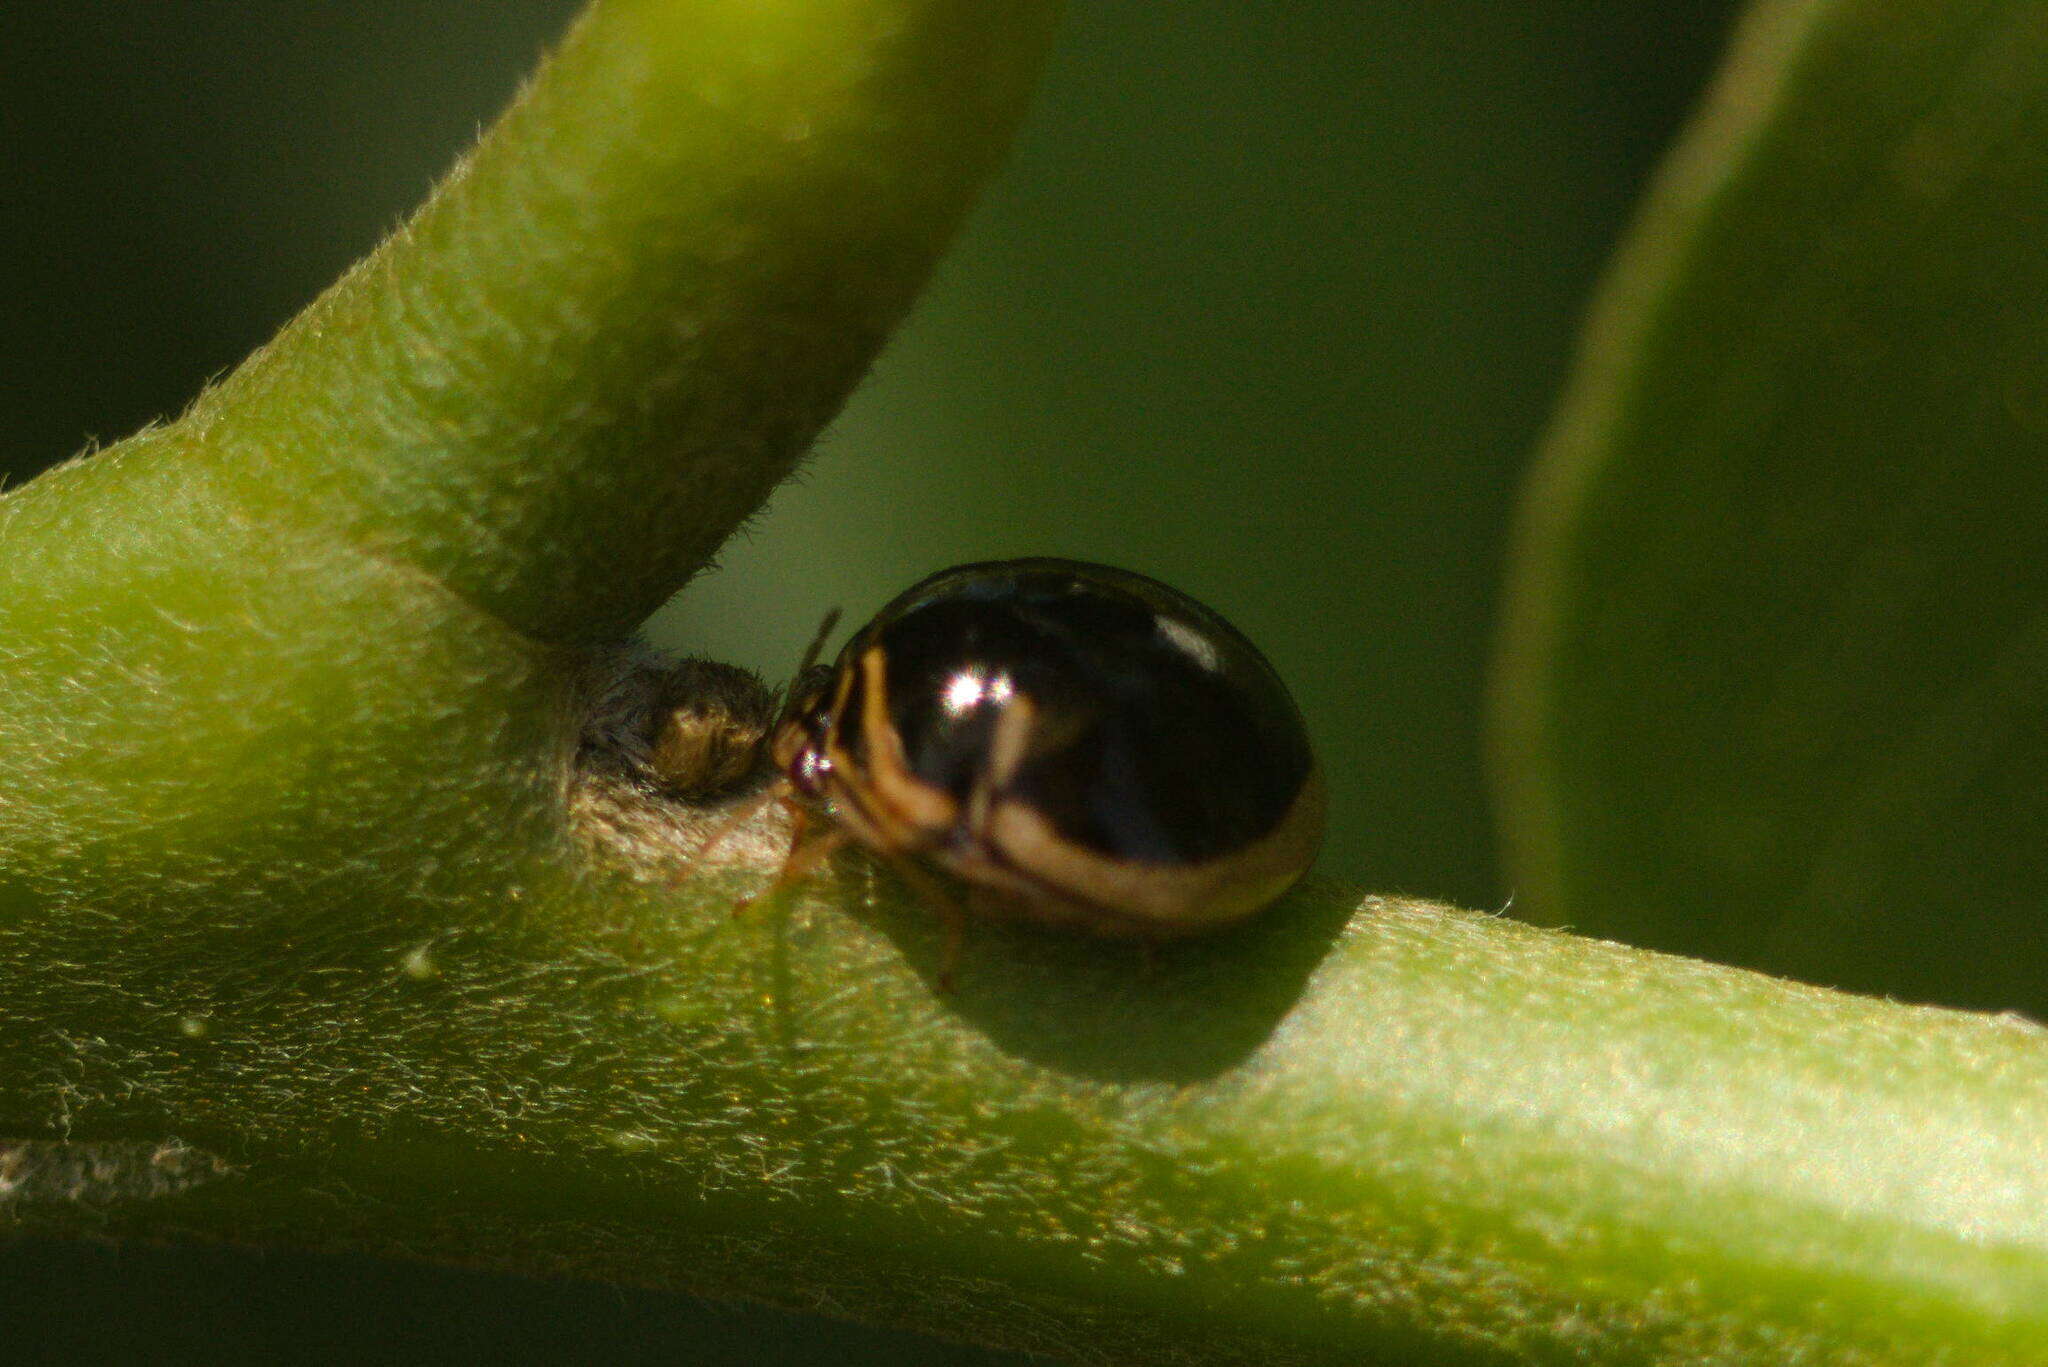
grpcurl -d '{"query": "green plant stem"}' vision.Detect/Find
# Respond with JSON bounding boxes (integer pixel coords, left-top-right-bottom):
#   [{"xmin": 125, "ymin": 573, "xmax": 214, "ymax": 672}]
[
  {"xmin": 165, "ymin": 0, "xmax": 1061, "ymax": 647},
  {"xmin": 5, "ymin": 879, "xmax": 2048, "ymax": 1365},
  {"xmin": 6, "ymin": 0, "xmax": 2048, "ymax": 1363}
]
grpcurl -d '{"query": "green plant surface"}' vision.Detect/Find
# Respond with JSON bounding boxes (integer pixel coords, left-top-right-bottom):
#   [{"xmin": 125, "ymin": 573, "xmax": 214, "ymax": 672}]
[
  {"xmin": 10, "ymin": 869, "xmax": 2048, "ymax": 1367},
  {"xmin": 1494, "ymin": 0, "xmax": 2048, "ymax": 1015},
  {"xmin": 7, "ymin": 0, "xmax": 2048, "ymax": 1365}
]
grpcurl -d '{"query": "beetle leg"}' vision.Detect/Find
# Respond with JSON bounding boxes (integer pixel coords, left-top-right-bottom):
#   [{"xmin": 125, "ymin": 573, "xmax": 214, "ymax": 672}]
[
  {"xmin": 694, "ymin": 780, "xmax": 792, "ymax": 863},
  {"xmin": 737, "ymin": 807, "xmax": 849, "ymax": 915},
  {"xmin": 967, "ymin": 693, "xmax": 1036, "ymax": 840},
  {"xmin": 875, "ymin": 853, "xmax": 969, "ymax": 990},
  {"xmin": 938, "ymin": 905, "xmax": 967, "ymax": 994}
]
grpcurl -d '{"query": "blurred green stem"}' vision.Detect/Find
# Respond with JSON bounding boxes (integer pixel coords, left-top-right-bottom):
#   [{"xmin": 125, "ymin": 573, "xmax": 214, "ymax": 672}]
[{"xmin": 3, "ymin": 0, "xmax": 2047, "ymax": 1364}]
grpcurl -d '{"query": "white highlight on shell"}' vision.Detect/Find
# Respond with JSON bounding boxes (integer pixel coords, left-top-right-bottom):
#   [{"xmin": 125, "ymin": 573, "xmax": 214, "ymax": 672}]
[
  {"xmin": 941, "ymin": 669, "xmax": 1015, "ymax": 717},
  {"xmin": 1155, "ymin": 615, "xmax": 1221, "ymax": 671}
]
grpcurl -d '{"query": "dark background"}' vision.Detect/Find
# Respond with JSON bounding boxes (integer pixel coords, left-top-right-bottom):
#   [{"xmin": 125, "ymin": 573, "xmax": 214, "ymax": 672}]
[{"xmin": 2, "ymin": 2, "xmax": 1736, "ymax": 1361}]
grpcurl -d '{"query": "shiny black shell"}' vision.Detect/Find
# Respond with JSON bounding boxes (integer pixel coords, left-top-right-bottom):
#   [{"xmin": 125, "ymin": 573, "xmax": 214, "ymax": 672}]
[{"xmin": 774, "ymin": 558, "xmax": 1322, "ymax": 935}]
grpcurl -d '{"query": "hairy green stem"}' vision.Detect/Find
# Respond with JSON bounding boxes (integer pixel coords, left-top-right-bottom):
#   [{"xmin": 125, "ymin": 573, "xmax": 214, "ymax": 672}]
[
  {"xmin": 126, "ymin": 0, "xmax": 1059, "ymax": 646},
  {"xmin": 5, "ymin": 0, "xmax": 2046, "ymax": 1363},
  {"xmin": 4, "ymin": 876, "xmax": 2046, "ymax": 1365}
]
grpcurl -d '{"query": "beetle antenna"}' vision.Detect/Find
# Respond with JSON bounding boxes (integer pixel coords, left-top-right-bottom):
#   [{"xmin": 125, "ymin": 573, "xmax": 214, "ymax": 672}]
[
  {"xmin": 773, "ymin": 606, "xmax": 842, "ymax": 724},
  {"xmin": 794, "ymin": 607, "xmax": 842, "ymax": 683}
]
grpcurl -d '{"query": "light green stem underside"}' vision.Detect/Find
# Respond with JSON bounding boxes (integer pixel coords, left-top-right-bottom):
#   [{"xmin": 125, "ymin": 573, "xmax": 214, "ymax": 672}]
[{"xmin": 3, "ymin": 872, "xmax": 2046, "ymax": 1366}]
